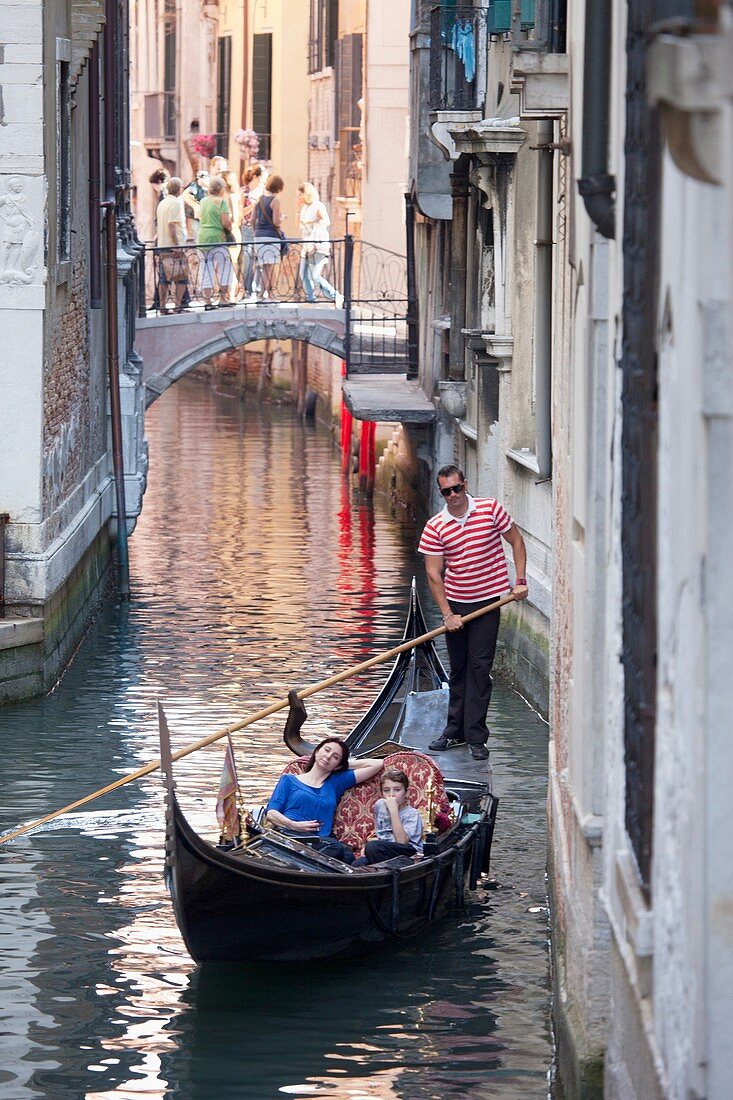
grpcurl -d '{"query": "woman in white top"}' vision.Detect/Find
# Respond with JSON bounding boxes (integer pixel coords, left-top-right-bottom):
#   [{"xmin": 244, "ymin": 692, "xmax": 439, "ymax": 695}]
[{"xmin": 297, "ymin": 182, "xmax": 342, "ymax": 306}]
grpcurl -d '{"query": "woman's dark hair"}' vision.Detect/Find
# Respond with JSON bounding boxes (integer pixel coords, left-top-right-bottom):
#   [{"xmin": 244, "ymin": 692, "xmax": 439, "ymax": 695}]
[
  {"xmin": 266, "ymin": 174, "xmax": 285, "ymax": 194},
  {"xmin": 243, "ymin": 165, "xmax": 262, "ymax": 185},
  {"xmin": 304, "ymin": 737, "xmax": 349, "ymax": 774}
]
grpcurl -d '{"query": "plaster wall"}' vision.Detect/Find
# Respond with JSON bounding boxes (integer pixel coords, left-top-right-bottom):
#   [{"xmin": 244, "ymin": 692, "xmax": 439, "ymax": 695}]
[
  {"xmin": 248, "ymin": 0, "xmax": 310, "ymax": 231},
  {"xmin": 360, "ymin": 2, "xmax": 409, "ymax": 254},
  {"xmin": 602, "ymin": 151, "xmax": 733, "ymax": 1100},
  {"xmin": 545, "ymin": 0, "xmax": 627, "ymax": 1089},
  {"xmin": 553, "ymin": 2, "xmax": 733, "ymax": 1097},
  {"xmin": 129, "ymin": 0, "xmax": 217, "ymax": 240}
]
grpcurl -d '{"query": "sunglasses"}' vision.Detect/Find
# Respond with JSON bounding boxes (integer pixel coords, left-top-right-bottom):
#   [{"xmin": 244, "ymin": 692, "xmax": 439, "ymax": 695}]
[{"xmin": 440, "ymin": 482, "xmax": 465, "ymax": 498}]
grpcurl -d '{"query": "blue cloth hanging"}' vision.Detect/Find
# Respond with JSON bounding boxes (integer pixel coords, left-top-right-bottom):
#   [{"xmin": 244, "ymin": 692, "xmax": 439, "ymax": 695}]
[{"xmin": 451, "ymin": 19, "xmax": 476, "ymax": 84}]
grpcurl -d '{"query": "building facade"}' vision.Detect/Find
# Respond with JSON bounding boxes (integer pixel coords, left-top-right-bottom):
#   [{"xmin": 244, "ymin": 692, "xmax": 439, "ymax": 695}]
[
  {"xmin": 407, "ymin": 0, "xmax": 565, "ymax": 714},
  {"xmin": 0, "ymin": 0, "xmax": 146, "ymax": 703},
  {"xmin": 408, "ymin": 1, "xmax": 733, "ymax": 1096},
  {"xmin": 555, "ymin": 1, "xmax": 733, "ymax": 1097}
]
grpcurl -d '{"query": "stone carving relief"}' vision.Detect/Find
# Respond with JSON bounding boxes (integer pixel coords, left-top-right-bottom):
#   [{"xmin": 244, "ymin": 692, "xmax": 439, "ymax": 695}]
[{"xmin": 0, "ymin": 177, "xmax": 41, "ymax": 285}]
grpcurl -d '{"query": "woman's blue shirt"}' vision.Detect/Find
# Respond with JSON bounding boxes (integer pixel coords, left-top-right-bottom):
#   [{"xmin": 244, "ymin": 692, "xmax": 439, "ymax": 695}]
[{"xmin": 267, "ymin": 770, "xmax": 356, "ymax": 836}]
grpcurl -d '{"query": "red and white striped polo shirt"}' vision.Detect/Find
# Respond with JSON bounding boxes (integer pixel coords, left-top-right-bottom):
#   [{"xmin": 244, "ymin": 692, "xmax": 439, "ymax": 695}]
[{"xmin": 418, "ymin": 495, "xmax": 513, "ymax": 603}]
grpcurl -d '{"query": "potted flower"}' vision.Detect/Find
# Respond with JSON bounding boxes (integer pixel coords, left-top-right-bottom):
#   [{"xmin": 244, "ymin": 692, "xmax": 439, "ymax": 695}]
[
  {"xmin": 234, "ymin": 128, "xmax": 260, "ymax": 162},
  {"xmin": 189, "ymin": 134, "xmax": 217, "ymax": 159}
]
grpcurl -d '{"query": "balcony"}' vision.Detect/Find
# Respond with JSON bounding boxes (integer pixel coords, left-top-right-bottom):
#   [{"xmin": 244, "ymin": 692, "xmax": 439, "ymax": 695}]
[
  {"xmin": 143, "ymin": 92, "xmax": 176, "ymax": 147},
  {"xmin": 429, "ymin": 6, "xmax": 489, "ymax": 113}
]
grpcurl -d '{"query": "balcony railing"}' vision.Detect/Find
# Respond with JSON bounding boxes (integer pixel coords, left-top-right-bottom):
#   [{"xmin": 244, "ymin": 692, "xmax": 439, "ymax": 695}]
[
  {"xmin": 429, "ymin": 2, "xmax": 564, "ymax": 110},
  {"xmin": 429, "ymin": 6, "xmax": 489, "ymax": 112},
  {"xmin": 144, "ymin": 91, "xmax": 176, "ymax": 144}
]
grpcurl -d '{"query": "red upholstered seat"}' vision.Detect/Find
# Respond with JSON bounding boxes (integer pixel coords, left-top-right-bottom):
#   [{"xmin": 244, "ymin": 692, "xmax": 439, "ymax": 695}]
[{"xmin": 280, "ymin": 752, "xmax": 451, "ymax": 856}]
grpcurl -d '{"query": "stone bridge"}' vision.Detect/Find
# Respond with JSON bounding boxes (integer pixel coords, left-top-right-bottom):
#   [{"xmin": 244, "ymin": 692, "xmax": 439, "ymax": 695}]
[
  {"xmin": 136, "ymin": 303, "xmax": 347, "ymax": 408},
  {"xmin": 135, "ymin": 302, "xmax": 436, "ymax": 423}
]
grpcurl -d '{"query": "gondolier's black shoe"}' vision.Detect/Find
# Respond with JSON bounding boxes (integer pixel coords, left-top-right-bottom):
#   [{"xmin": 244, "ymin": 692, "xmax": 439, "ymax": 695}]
[
  {"xmin": 428, "ymin": 732, "xmax": 466, "ymax": 751},
  {"xmin": 469, "ymin": 744, "xmax": 490, "ymax": 761}
]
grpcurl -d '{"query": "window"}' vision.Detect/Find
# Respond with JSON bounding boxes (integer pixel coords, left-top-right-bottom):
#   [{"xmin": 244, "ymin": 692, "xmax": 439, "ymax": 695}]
[
  {"xmin": 252, "ymin": 34, "xmax": 272, "ymax": 160},
  {"xmin": 309, "ymin": 0, "xmax": 339, "ymax": 74},
  {"xmin": 335, "ymin": 33, "xmax": 362, "ymax": 197},
  {"xmin": 163, "ymin": 7, "xmax": 177, "ymax": 141},
  {"xmin": 57, "ymin": 53, "xmax": 71, "ymax": 262},
  {"xmin": 216, "ymin": 36, "xmax": 232, "ymax": 157}
]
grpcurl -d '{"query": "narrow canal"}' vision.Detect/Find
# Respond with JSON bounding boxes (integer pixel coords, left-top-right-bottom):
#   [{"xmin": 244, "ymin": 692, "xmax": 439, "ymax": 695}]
[{"xmin": 0, "ymin": 376, "xmax": 552, "ymax": 1099}]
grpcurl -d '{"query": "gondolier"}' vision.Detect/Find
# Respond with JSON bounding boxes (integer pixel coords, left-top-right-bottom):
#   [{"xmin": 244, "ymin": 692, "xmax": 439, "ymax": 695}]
[{"xmin": 418, "ymin": 465, "xmax": 528, "ymax": 761}]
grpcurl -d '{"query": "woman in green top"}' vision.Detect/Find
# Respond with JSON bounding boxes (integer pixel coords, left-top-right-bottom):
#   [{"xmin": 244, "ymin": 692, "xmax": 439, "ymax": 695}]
[{"xmin": 198, "ymin": 176, "xmax": 234, "ymax": 309}]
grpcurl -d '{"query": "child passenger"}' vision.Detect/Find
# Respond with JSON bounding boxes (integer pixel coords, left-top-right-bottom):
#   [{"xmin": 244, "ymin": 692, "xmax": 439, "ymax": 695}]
[{"xmin": 355, "ymin": 768, "xmax": 424, "ymax": 865}]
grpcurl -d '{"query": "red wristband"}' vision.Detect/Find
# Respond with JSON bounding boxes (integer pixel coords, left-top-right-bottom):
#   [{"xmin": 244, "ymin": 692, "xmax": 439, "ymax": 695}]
[{"xmin": 515, "ymin": 578, "xmax": 527, "ymax": 585}]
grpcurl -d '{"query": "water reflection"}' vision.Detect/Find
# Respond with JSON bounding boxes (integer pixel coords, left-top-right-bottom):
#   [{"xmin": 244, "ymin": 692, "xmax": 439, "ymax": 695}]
[{"xmin": 0, "ymin": 378, "xmax": 550, "ymax": 1098}]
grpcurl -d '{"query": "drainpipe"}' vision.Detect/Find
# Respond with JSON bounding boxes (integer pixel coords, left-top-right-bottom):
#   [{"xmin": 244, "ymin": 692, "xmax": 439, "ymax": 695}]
[
  {"xmin": 535, "ymin": 120, "xmax": 553, "ymax": 479},
  {"xmin": 103, "ymin": 0, "xmax": 118, "ymax": 198},
  {"xmin": 102, "ymin": 3, "xmax": 130, "ymax": 598},
  {"xmin": 448, "ymin": 156, "xmax": 470, "ymax": 380},
  {"xmin": 343, "ymin": 225, "xmax": 354, "ymax": 375},
  {"xmin": 102, "ymin": 202, "xmax": 130, "ymax": 599},
  {"xmin": 88, "ymin": 39, "xmax": 102, "ymax": 309},
  {"xmin": 0, "ymin": 514, "xmax": 9, "ymax": 618},
  {"xmin": 577, "ymin": 0, "xmax": 615, "ymax": 239},
  {"xmin": 405, "ymin": 192, "xmax": 419, "ymax": 380}
]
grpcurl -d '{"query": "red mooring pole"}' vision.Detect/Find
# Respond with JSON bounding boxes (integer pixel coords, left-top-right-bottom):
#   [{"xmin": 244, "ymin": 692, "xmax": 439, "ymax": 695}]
[
  {"xmin": 340, "ymin": 360, "xmax": 353, "ymax": 473},
  {"xmin": 359, "ymin": 420, "xmax": 376, "ymax": 494}
]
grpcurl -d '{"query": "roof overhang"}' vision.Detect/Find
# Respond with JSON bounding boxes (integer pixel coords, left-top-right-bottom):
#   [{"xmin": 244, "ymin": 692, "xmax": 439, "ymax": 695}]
[{"xmin": 342, "ymin": 376, "xmax": 436, "ymax": 423}]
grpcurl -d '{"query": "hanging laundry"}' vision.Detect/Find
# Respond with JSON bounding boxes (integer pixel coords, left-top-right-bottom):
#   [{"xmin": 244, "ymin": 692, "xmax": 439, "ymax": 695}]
[{"xmin": 451, "ymin": 19, "xmax": 476, "ymax": 84}]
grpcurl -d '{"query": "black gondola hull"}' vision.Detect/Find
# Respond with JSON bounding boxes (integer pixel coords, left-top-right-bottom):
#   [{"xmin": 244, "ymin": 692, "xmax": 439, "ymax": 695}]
[
  {"xmin": 167, "ymin": 792, "xmax": 494, "ymax": 962},
  {"xmin": 159, "ymin": 582, "xmax": 499, "ymax": 964}
]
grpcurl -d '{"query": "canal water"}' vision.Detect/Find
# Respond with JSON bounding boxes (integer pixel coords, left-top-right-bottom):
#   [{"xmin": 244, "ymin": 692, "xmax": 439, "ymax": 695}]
[{"xmin": 0, "ymin": 377, "xmax": 551, "ymax": 1099}]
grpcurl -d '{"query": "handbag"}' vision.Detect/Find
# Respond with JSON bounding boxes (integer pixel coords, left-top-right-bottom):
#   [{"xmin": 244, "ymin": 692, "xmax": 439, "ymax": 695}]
[{"xmin": 257, "ymin": 197, "xmax": 289, "ymax": 258}]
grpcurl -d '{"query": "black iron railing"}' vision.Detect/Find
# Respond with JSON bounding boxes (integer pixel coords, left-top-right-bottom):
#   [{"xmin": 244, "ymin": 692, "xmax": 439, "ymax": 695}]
[
  {"xmin": 139, "ymin": 236, "xmax": 414, "ymax": 377},
  {"xmin": 141, "ymin": 238, "xmax": 347, "ymax": 311},
  {"xmin": 428, "ymin": 3, "xmax": 564, "ymax": 109}
]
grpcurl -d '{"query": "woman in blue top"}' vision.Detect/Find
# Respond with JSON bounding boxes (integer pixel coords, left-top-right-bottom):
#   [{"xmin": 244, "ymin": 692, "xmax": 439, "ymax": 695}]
[{"xmin": 266, "ymin": 737, "xmax": 383, "ymax": 863}]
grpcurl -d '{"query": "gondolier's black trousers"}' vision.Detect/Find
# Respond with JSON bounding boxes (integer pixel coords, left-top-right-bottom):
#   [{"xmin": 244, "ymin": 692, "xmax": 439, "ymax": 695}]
[{"xmin": 444, "ymin": 601, "xmax": 501, "ymax": 746}]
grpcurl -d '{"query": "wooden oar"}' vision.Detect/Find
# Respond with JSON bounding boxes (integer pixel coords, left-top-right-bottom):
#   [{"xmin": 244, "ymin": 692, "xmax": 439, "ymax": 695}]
[{"xmin": 0, "ymin": 592, "xmax": 516, "ymax": 845}]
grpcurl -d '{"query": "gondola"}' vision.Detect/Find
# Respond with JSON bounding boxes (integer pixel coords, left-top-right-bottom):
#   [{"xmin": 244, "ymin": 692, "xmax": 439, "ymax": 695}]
[{"xmin": 158, "ymin": 582, "xmax": 499, "ymax": 963}]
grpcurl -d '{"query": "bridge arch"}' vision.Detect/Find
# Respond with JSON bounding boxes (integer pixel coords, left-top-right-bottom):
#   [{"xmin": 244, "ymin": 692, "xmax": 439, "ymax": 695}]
[{"xmin": 137, "ymin": 307, "xmax": 347, "ymax": 407}]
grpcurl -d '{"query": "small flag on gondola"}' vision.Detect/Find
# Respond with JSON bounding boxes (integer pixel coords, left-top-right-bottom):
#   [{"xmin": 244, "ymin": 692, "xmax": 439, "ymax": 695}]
[{"xmin": 216, "ymin": 735, "xmax": 240, "ymax": 842}]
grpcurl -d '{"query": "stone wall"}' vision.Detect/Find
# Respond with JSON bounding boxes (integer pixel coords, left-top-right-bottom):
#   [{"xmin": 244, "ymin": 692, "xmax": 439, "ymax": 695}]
[{"xmin": 0, "ymin": 4, "xmax": 146, "ymax": 704}]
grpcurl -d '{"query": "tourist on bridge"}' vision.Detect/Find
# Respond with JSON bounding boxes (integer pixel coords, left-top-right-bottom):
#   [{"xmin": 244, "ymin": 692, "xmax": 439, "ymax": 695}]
[
  {"xmin": 251, "ymin": 174, "xmax": 287, "ymax": 301},
  {"xmin": 182, "ymin": 170, "xmax": 209, "ymax": 242},
  {"xmin": 208, "ymin": 155, "xmax": 229, "ymax": 180},
  {"xmin": 297, "ymin": 182, "xmax": 343, "ymax": 307},
  {"xmin": 240, "ymin": 164, "xmax": 265, "ymax": 296},
  {"xmin": 222, "ymin": 170, "xmax": 244, "ymax": 300},
  {"xmin": 418, "ymin": 465, "xmax": 529, "ymax": 761},
  {"xmin": 198, "ymin": 176, "xmax": 234, "ymax": 309},
  {"xmin": 154, "ymin": 176, "xmax": 189, "ymax": 314}
]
